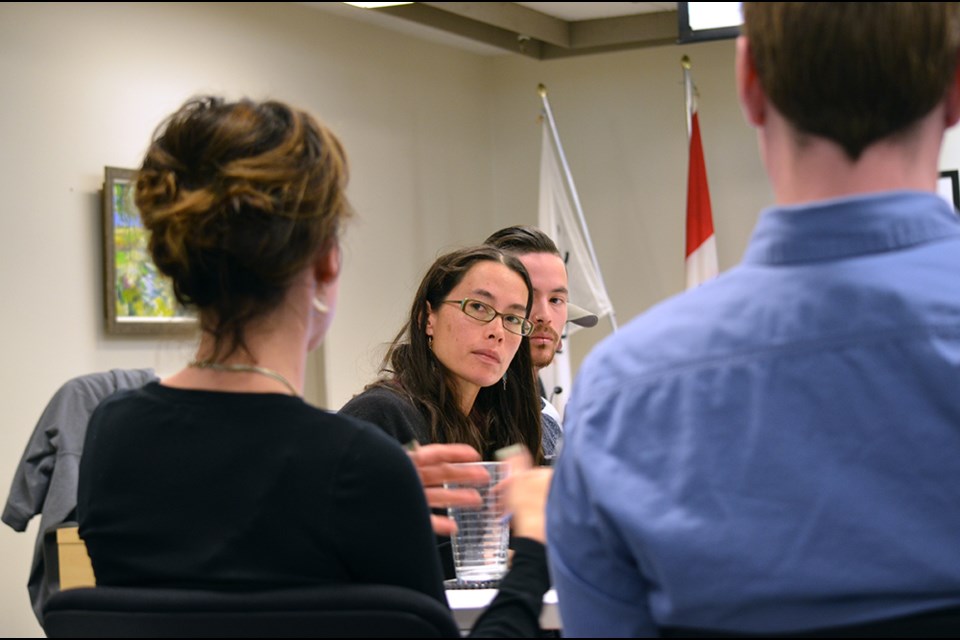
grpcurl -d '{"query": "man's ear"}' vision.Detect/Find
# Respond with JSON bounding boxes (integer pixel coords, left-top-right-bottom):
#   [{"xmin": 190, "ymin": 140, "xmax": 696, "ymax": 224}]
[
  {"xmin": 736, "ymin": 36, "xmax": 766, "ymax": 128},
  {"xmin": 944, "ymin": 53, "xmax": 960, "ymax": 128}
]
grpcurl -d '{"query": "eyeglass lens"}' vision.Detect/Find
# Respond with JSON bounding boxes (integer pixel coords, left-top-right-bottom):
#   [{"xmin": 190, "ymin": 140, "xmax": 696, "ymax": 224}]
[{"xmin": 453, "ymin": 299, "xmax": 532, "ymax": 336}]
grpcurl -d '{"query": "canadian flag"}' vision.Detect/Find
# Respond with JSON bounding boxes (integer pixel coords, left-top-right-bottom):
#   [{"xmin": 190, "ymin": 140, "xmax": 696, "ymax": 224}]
[{"xmin": 684, "ymin": 59, "xmax": 719, "ymax": 289}]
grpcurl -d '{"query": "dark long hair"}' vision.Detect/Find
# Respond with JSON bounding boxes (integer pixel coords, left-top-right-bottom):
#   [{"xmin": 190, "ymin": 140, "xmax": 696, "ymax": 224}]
[{"xmin": 375, "ymin": 246, "xmax": 543, "ymax": 463}]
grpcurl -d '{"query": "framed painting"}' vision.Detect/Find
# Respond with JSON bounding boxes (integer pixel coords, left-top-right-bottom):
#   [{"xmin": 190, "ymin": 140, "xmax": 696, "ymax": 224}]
[
  {"xmin": 938, "ymin": 169, "xmax": 959, "ymax": 211},
  {"xmin": 103, "ymin": 166, "xmax": 197, "ymax": 335}
]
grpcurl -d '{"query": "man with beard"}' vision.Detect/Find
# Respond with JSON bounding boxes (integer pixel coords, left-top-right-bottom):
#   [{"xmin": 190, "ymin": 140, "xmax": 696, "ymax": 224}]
[{"xmin": 485, "ymin": 225, "xmax": 597, "ymax": 462}]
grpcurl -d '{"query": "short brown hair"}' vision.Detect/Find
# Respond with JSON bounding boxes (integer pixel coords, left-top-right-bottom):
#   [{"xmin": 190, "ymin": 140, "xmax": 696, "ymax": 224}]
[
  {"xmin": 743, "ymin": 2, "xmax": 960, "ymax": 160},
  {"xmin": 135, "ymin": 96, "xmax": 352, "ymax": 360},
  {"xmin": 485, "ymin": 225, "xmax": 561, "ymax": 258}
]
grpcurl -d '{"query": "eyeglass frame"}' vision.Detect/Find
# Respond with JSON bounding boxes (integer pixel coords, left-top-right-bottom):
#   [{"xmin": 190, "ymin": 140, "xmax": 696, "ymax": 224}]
[{"xmin": 442, "ymin": 298, "xmax": 534, "ymax": 336}]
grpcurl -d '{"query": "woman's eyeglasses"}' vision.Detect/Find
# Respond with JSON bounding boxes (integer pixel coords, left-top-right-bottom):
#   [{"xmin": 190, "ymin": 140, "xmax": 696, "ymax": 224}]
[{"xmin": 443, "ymin": 299, "xmax": 534, "ymax": 336}]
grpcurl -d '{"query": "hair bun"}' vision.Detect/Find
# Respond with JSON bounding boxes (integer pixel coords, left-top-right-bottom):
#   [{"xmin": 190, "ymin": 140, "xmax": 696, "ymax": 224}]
[{"xmin": 133, "ymin": 96, "xmax": 353, "ymax": 360}]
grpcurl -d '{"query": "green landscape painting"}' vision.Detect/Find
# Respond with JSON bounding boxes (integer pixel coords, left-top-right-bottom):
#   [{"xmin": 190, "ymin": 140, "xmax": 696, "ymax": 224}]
[{"xmin": 111, "ymin": 179, "xmax": 184, "ymax": 319}]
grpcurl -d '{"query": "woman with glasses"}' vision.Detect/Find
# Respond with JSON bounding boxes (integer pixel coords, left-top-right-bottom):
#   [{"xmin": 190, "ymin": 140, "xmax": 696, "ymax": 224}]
[
  {"xmin": 340, "ymin": 246, "xmax": 548, "ymax": 598},
  {"xmin": 340, "ymin": 245, "xmax": 543, "ymax": 464}
]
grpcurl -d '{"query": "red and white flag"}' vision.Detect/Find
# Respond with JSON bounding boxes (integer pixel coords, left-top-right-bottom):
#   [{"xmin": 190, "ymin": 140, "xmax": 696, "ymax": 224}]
[{"xmin": 683, "ymin": 58, "xmax": 718, "ymax": 289}]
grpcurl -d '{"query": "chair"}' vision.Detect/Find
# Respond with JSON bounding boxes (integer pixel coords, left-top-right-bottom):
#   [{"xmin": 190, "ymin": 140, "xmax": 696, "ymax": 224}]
[
  {"xmin": 4, "ymin": 368, "xmax": 156, "ymax": 623},
  {"xmin": 42, "ymin": 523, "xmax": 95, "ymax": 593},
  {"xmin": 42, "ymin": 584, "xmax": 461, "ymax": 638}
]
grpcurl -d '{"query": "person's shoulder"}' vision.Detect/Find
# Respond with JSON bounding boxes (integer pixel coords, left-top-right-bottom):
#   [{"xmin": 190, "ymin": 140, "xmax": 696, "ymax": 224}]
[
  {"xmin": 83, "ymin": 383, "xmax": 164, "ymax": 453},
  {"xmin": 51, "ymin": 369, "xmax": 157, "ymax": 410},
  {"xmin": 340, "ymin": 384, "xmax": 420, "ymax": 423},
  {"xmin": 331, "ymin": 404, "xmax": 394, "ymax": 439},
  {"xmin": 339, "ymin": 384, "xmax": 425, "ymax": 444},
  {"xmin": 342, "ymin": 384, "xmax": 408, "ymax": 408},
  {"xmin": 232, "ymin": 399, "xmax": 409, "ymax": 466},
  {"xmin": 581, "ymin": 273, "xmax": 746, "ymax": 380},
  {"xmin": 87, "ymin": 381, "xmax": 159, "ymax": 417},
  {"xmin": 541, "ymin": 397, "xmax": 561, "ymax": 421},
  {"xmin": 322, "ymin": 407, "xmax": 419, "ymax": 475}
]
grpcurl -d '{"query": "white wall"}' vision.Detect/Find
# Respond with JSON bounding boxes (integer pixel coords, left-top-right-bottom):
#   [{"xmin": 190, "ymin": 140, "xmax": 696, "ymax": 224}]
[{"xmin": 4, "ymin": 3, "xmax": 960, "ymax": 636}]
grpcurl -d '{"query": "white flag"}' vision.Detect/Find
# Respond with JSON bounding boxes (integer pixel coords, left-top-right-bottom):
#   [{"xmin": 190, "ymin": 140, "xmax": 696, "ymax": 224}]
[
  {"xmin": 538, "ymin": 118, "xmax": 614, "ymax": 418},
  {"xmin": 538, "ymin": 120, "xmax": 614, "ymax": 324}
]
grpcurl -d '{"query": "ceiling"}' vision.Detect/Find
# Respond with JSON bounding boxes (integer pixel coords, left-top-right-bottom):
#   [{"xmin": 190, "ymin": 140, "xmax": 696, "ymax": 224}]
[{"xmin": 305, "ymin": 3, "xmax": 681, "ymax": 59}]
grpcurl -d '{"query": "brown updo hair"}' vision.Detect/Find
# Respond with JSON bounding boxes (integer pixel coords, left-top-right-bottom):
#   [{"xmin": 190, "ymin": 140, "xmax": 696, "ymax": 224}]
[{"xmin": 135, "ymin": 96, "xmax": 351, "ymax": 360}]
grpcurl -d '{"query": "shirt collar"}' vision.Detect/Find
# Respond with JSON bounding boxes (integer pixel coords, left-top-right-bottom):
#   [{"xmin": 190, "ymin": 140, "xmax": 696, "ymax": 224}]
[{"xmin": 742, "ymin": 191, "xmax": 960, "ymax": 265}]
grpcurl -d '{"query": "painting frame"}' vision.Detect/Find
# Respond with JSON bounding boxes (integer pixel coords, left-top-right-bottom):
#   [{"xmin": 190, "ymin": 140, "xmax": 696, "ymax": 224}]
[
  {"xmin": 103, "ymin": 166, "xmax": 197, "ymax": 336},
  {"xmin": 938, "ymin": 169, "xmax": 960, "ymax": 211}
]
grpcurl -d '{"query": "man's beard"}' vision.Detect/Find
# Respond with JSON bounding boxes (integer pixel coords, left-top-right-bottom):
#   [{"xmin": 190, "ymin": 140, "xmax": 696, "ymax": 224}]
[{"xmin": 530, "ymin": 326, "xmax": 561, "ymax": 369}]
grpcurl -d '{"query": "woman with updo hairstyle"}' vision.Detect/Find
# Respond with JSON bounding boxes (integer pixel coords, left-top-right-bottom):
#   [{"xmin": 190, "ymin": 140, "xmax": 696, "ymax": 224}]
[
  {"xmin": 135, "ymin": 96, "xmax": 347, "ymax": 363},
  {"xmin": 76, "ymin": 97, "xmax": 549, "ymax": 637},
  {"xmin": 78, "ymin": 94, "xmax": 445, "ymax": 599}
]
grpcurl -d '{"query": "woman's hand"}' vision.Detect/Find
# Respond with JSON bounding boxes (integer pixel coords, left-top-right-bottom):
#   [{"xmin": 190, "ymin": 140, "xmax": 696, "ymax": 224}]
[{"xmin": 406, "ymin": 442, "xmax": 487, "ymax": 536}]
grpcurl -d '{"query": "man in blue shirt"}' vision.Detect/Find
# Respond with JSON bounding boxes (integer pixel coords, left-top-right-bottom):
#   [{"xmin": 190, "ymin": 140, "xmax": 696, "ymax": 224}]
[{"xmin": 547, "ymin": 3, "xmax": 960, "ymax": 636}]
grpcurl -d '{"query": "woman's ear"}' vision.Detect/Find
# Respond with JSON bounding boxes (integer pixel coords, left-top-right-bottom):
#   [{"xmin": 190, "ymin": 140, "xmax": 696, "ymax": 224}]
[
  {"xmin": 314, "ymin": 243, "xmax": 341, "ymax": 286},
  {"xmin": 424, "ymin": 302, "xmax": 435, "ymax": 337}
]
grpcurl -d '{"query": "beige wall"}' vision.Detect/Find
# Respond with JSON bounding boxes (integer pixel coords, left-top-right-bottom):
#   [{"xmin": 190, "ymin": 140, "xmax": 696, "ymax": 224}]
[
  {"xmin": 488, "ymin": 39, "xmax": 960, "ymax": 370},
  {"xmin": 0, "ymin": 2, "xmax": 494, "ymax": 634},
  {"xmin": 486, "ymin": 38, "xmax": 770, "ymax": 365},
  {"xmin": 3, "ymin": 3, "xmax": 960, "ymax": 636}
]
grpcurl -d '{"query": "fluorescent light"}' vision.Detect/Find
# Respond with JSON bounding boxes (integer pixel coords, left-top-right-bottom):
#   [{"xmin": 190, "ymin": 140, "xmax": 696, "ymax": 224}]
[
  {"xmin": 343, "ymin": 2, "xmax": 414, "ymax": 8},
  {"xmin": 678, "ymin": 2, "xmax": 742, "ymax": 43},
  {"xmin": 688, "ymin": 2, "xmax": 742, "ymax": 31}
]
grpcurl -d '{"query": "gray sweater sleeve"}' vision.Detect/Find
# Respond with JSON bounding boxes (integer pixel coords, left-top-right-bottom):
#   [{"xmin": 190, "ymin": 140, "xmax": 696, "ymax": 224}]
[{"xmin": 3, "ymin": 368, "xmax": 157, "ymax": 623}]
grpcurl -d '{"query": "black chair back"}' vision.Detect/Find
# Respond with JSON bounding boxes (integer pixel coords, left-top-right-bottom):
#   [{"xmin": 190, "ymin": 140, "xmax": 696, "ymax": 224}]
[{"xmin": 43, "ymin": 584, "xmax": 460, "ymax": 638}]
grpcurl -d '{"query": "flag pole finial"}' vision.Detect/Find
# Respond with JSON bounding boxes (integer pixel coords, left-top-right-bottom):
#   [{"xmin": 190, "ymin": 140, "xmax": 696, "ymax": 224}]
[
  {"xmin": 681, "ymin": 55, "xmax": 691, "ymax": 70},
  {"xmin": 537, "ymin": 83, "xmax": 547, "ymax": 98}
]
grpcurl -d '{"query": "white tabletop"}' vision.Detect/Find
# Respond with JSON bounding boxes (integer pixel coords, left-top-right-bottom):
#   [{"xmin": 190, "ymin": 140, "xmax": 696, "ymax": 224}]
[{"xmin": 445, "ymin": 587, "xmax": 560, "ymax": 630}]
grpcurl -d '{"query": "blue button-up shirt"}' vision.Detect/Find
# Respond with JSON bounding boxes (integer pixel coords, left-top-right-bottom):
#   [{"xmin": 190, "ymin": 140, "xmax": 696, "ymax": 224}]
[{"xmin": 548, "ymin": 191, "xmax": 960, "ymax": 637}]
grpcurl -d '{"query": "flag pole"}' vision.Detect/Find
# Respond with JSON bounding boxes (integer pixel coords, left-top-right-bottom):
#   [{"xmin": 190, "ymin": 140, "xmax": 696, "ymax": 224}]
[
  {"xmin": 681, "ymin": 55, "xmax": 693, "ymax": 139},
  {"xmin": 537, "ymin": 83, "xmax": 618, "ymax": 332}
]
